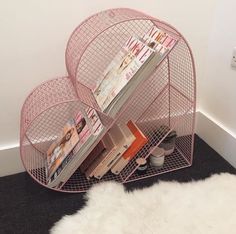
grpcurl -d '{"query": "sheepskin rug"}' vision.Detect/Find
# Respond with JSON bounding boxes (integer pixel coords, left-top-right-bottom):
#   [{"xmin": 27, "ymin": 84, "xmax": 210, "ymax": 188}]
[{"xmin": 51, "ymin": 173, "xmax": 236, "ymax": 234}]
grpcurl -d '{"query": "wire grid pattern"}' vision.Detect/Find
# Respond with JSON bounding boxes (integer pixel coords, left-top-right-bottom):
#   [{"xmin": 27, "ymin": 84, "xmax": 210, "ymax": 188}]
[
  {"xmin": 20, "ymin": 77, "xmax": 78, "ymax": 138},
  {"xmin": 118, "ymin": 88, "xmax": 170, "ymax": 181},
  {"xmin": 66, "ymin": 8, "xmax": 154, "ymax": 82},
  {"xmin": 20, "ymin": 77, "xmax": 83, "ymax": 187},
  {"xmin": 175, "ymin": 118, "xmax": 194, "ymax": 164},
  {"xmin": 75, "ymin": 19, "xmax": 154, "ymax": 90},
  {"xmin": 61, "ymin": 141, "xmax": 191, "ymax": 192},
  {"xmin": 169, "ymin": 39, "xmax": 195, "ymax": 102},
  {"xmin": 20, "ymin": 8, "xmax": 196, "ymax": 192},
  {"xmin": 76, "ymin": 82, "xmax": 100, "ymax": 110},
  {"xmin": 114, "ymin": 59, "xmax": 169, "ymax": 125},
  {"xmin": 169, "ymin": 83, "xmax": 194, "ymax": 164},
  {"xmin": 169, "ymin": 85, "xmax": 194, "ymax": 126},
  {"xmin": 62, "ymin": 170, "xmax": 121, "ymax": 192},
  {"xmin": 125, "ymin": 147, "xmax": 190, "ymax": 182},
  {"xmin": 153, "ymin": 21, "xmax": 181, "ymax": 39},
  {"xmin": 25, "ymin": 101, "xmax": 82, "ymax": 154},
  {"xmin": 73, "ymin": 38, "xmax": 170, "ymax": 119},
  {"xmin": 118, "ymin": 84, "xmax": 194, "ymax": 182},
  {"xmin": 20, "ymin": 78, "xmax": 115, "ymax": 190},
  {"xmin": 21, "ymin": 137, "xmax": 47, "ymax": 185}
]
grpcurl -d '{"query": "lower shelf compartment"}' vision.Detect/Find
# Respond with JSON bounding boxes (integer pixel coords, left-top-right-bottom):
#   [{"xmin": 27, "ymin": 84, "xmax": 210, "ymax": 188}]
[
  {"xmin": 25, "ymin": 120, "xmax": 193, "ymax": 192},
  {"xmin": 60, "ymin": 147, "xmax": 191, "ymax": 192},
  {"xmin": 20, "ymin": 74, "xmax": 195, "ymax": 193},
  {"xmin": 125, "ymin": 148, "xmax": 191, "ymax": 183}
]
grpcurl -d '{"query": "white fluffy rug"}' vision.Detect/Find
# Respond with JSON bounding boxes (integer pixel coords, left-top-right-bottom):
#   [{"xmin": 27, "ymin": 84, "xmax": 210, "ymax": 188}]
[{"xmin": 51, "ymin": 173, "xmax": 236, "ymax": 234}]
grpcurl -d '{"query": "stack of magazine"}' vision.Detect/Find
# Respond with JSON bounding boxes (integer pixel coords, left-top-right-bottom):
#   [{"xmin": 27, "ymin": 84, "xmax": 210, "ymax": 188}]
[
  {"xmin": 45, "ymin": 25, "xmax": 177, "ymax": 188},
  {"xmin": 93, "ymin": 25, "xmax": 177, "ymax": 117},
  {"xmin": 46, "ymin": 107, "xmax": 105, "ymax": 188}
]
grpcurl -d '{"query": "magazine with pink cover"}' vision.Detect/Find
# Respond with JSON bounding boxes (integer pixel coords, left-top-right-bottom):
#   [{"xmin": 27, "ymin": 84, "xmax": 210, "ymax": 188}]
[
  {"xmin": 72, "ymin": 106, "xmax": 103, "ymax": 154},
  {"xmin": 86, "ymin": 107, "xmax": 104, "ymax": 136},
  {"xmin": 93, "ymin": 36, "xmax": 156, "ymax": 111},
  {"xmin": 72, "ymin": 112, "xmax": 91, "ymax": 152}
]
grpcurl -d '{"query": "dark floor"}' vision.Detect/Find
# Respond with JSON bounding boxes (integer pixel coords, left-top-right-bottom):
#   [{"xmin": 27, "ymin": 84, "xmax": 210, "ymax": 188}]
[{"xmin": 0, "ymin": 135, "xmax": 236, "ymax": 234}]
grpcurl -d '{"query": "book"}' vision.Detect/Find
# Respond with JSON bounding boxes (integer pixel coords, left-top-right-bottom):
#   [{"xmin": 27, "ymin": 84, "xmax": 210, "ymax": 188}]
[
  {"xmin": 46, "ymin": 119, "xmax": 80, "ymax": 182},
  {"xmin": 93, "ymin": 124, "xmax": 135, "ymax": 179},
  {"xmin": 111, "ymin": 120, "xmax": 148, "ymax": 175},
  {"xmin": 93, "ymin": 36, "xmax": 157, "ymax": 114},
  {"xmin": 47, "ymin": 107, "xmax": 105, "ymax": 188},
  {"xmin": 79, "ymin": 140, "xmax": 106, "ymax": 173},
  {"xmin": 85, "ymin": 133, "xmax": 115, "ymax": 179}
]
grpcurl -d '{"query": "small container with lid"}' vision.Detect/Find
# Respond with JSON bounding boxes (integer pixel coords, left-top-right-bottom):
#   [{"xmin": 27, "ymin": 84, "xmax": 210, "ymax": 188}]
[
  {"xmin": 136, "ymin": 158, "xmax": 148, "ymax": 175},
  {"xmin": 149, "ymin": 147, "xmax": 165, "ymax": 168}
]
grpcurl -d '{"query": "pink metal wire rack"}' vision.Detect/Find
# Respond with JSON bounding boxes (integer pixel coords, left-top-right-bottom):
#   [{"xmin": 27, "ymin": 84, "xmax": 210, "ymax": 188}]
[{"xmin": 20, "ymin": 8, "xmax": 196, "ymax": 193}]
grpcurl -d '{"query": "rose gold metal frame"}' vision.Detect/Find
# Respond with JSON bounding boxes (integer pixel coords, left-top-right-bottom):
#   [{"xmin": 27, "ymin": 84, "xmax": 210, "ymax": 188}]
[{"xmin": 20, "ymin": 8, "xmax": 196, "ymax": 193}]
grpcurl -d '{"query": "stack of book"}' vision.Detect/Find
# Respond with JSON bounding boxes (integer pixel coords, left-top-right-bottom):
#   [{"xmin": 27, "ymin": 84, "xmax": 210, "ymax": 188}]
[
  {"xmin": 45, "ymin": 25, "xmax": 177, "ymax": 188},
  {"xmin": 84, "ymin": 120, "xmax": 148, "ymax": 179}
]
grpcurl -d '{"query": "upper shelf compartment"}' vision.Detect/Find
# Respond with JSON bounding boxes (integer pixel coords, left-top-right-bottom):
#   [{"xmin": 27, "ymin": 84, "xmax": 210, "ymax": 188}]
[{"xmin": 65, "ymin": 8, "xmax": 182, "ymax": 118}]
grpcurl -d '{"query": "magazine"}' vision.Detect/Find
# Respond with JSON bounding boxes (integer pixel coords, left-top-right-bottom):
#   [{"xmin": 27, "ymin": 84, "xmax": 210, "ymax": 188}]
[
  {"xmin": 47, "ymin": 107, "xmax": 105, "ymax": 188},
  {"xmin": 46, "ymin": 119, "xmax": 80, "ymax": 181},
  {"xmin": 93, "ymin": 36, "xmax": 156, "ymax": 112},
  {"xmin": 142, "ymin": 25, "xmax": 177, "ymax": 53},
  {"xmin": 105, "ymin": 28, "xmax": 178, "ymax": 117}
]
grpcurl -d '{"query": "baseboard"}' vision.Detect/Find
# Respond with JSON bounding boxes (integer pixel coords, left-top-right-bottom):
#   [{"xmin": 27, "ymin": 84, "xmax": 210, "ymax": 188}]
[
  {"xmin": 1, "ymin": 111, "xmax": 235, "ymax": 177},
  {"xmin": 196, "ymin": 111, "xmax": 236, "ymax": 168},
  {"xmin": 0, "ymin": 145, "xmax": 25, "ymax": 177}
]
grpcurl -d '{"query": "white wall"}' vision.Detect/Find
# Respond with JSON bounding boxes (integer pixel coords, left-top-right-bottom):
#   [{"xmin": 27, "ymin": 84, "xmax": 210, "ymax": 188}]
[
  {"xmin": 198, "ymin": 0, "xmax": 236, "ymax": 136},
  {"xmin": 196, "ymin": 111, "xmax": 236, "ymax": 168},
  {"xmin": 0, "ymin": 0, "xmax": 217, "ymax": 148},
  {"xmin": 196, "ymin": 0, "xmax": 236, "ymax": 167},
  {"xmin": 0, "ymin": 0, "xmax": 218, "ymax": 175}
]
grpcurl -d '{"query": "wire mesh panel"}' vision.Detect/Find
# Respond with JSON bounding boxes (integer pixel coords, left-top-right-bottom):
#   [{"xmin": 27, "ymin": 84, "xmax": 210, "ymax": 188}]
[
  {"xmin": 20, "ymin": 77, "xmax": 114, "ymax": 192},
  {"xmin": 66, "ymin": 8, "xmax": 155, "ymax": 84},
  {"xmin": 20, "ymin": 8, "xmax": 196, "ymax": 192}
]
